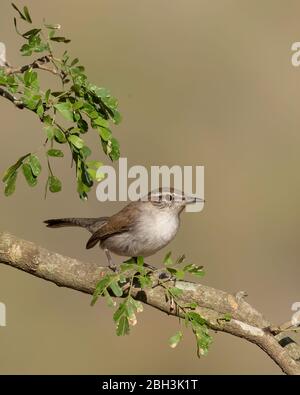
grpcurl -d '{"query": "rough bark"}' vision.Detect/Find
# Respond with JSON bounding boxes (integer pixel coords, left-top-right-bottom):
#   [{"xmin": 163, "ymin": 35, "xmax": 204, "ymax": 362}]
[{"xmin": 0, "ymin": 231, "xmax": 299, "ymax": 374}]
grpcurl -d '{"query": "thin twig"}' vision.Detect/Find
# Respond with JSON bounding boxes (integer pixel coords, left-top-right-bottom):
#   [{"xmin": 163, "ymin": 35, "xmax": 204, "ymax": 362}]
[
  {"xmin": 270, "ymin": 320, "xmax": 300, "ymax": 335},
  {"xmin": 5, "ymin": 55, "xmax": 59, "ymax": 76}
]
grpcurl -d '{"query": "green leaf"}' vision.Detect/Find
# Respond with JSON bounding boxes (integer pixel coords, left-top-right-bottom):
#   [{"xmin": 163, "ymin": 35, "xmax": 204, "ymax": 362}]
[
  {"xmin": 187, "ymin": 312, "xmax": 207, "ymax": 326},
  {"xmin": 186, "ymin": 302, "xmax": 198, "ymax": 309},
  {"xmin": 11, "ymin": 3, "xmax": 27, "ymax": 21},
  {"xmin": 138, "ymin": 274, "xmax": 152, "ymax": 288},
  {"xmin": 4, "ymin": 171, "xmax": 18, "ymax": 196},
  {"xmin": 86, "ymin": 169, "xmax": 96, "ymax": 181},
  {"xmin": 44, "ymin": 23, "xmax": 61, "ymax": 30},
  {"xmin": 82, "ymin": 103, "xmax": 99, "ymax": 119},
  {"xmin": 166, "ymin": 266, "xmax": 186, "ymax": 279},
  {"xmin": 77, "ymin": 118, "xmax": 88, "ymax": 133},
  {"xmin": 54, "ymin": 128, "xmax": 67, "ymax": 143},
  {"xmin": 54, "ymin": 102, "xmax": 74, "ymax": 121},
  {"xmin": 103, "ymin": 95, "xmax": 118, "ymax": 110},
  {"xmin": 103, "ymin": 289, "xmax": 116, "ymax": 307},
  {"xmin": 183, "ymin": 264, "xmax": 205, "ymax": 277},
  {"xmin": 44, "ymin": 126, "xmax": 55, "ymax": 140},
  {"xmin": 121, "ymin": 257, "xmax": 135, "ymax": 265},
  {"xmin": 28, "ymin": 155, "xmax": 41, "ymax": 177},
  {"xmin": 24, "ymin": 69, "xmax": 38, "ymax": 88},
  {"xmin": 20, "ymin": 43, "xmax": 32, "ymax": 56},
  {"xmin": 51, "ymin": 91, "xmax": 67, "ymax": 98},
  {"xmin": 128, "ymin": 296, "xmax": 144, "ymax": 314},
  {"xmin": 80, "ymin": 146, "xmax": 91, "ymax": 159},
  {"xmin": 109, "ymin": 138, "xmax": 120, "ymax": 161},
  {"xmin": 70, "ymin": 58, "xmax": 79, "ymax": 66},
  {"xmin": 47, "ymin": 149, "xmax": 64, "ymax": 157},
  {"xmin": 166, "ymin": 267, "xmax": 177, "ymax": 276},
  {"xmin": 50, "ymin": 36, "xmax": 71, "ymax": 43},
  {"xmin": 167, "ymin": 266, "xmax": 185, "ymax": 280},
  {"xmin": 119, "ymin": 263, "xmax": 146, "ymax": 277},
  {"xmin": 2, "ymin": 153, "xmax": 31, "ymax": 183},
  {"xmin": 112, "ymin": 109, "xmax": 122, "ymax": 125},
  {"xmin": 22, "ymin": 163, "xmax": 37, "ymax": 187},
  {"xmin": 163, "ymin": 251, "xmax": 173, "ymax": 266},
  {"xmin": 48, "ymin": 175, "xmax": 62, "ymax": 193},
  {"xmin": 175, "ymin": 254, "xmax": 186, "ymax": 265},
  {"xmin": 221, "ymin": 313, "xmax": 232, "ymax": 322},
  {"xmin": 116, "ymin": 316, "xmax": 130, "ymax": 336},
  {"xmin": 22, "ymin": 93, "xmax": 40, "ymax": 110},
  {"xmin": 80, "ymin": 162, "xmax": 93, "ymax": 188},
  {"xmin": 68, "ymin": 135, "xmax": 84, "ymax": 149},
  {"xmin": 43, "ymin": 115, "xmax": 53, "ymax": 126},
  {"xmin": 13, "ymin": 16, "xmax": 21, "ymax": 36},
  {"xmin": 0, "ymin": 70, "xmax": 7, "ymax": 85},
  {"xmin": 98, "ymin": 127, "xmax": 112, "ymax": 142},
  {"xmin": 137, "ymin": 256, "xmax": 144, "ymax": 266},
  {"xmin": 22, "ymin": 28, "xmax": 41, "ymax": 39},
  {"xmin": 36, "ymin": 103, "xmax": 44, "ymax": 117},
  {"xmin": 113, "ymin": 302, "xmax": 127, "ymax": 322},
  {"xmin": 169, "ymin": 331, "xmax": 183, "ymax": 349},
  {"xmin": 194, "ymin": 326, "xmax": 212, "ymax": 357},
  {"xmin": 110, "ymin": 280, "xmax": 123, "ymax": 297},
  {"xmin": 125, "ymin": 302, "xmax": 137, "ymax": 326},
  {"xmin": 44, "ymin": 89, "xmax": 51, "ymax": 104},
  {"xmin": 71, "ymin": 65, "xmax": 85, "ymax": 74},
  {"xmin": 168, "ymin": 287, "xmax": 183, "ymax": 298},
  {"xmin": 91, "ymin": 275, "xmax": 112, "ymax": 306},
  {"xmin": 23, "ymin": 6, "xmax": 32, "ymax": 23},
  {"xmin": 92, "ymin": 86, "xmax": 110, "ymax": 99},
  {"xmin": 86, "ymin": 160, "xmax": 102, "ymax": 170},
  {"xmin": 175, "ymin": 270, "xmax": 185, "ymax": 280},
  {"xmin": 77, "ymin": 178, "xmax": 89, "ymax": 200},
  {"xmin": 93, "ymin": 117, "xmax": 109, "ymax": 128}
]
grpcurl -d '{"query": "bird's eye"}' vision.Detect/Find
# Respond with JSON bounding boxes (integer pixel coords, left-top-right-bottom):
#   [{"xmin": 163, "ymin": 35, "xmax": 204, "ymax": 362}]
[
  {"xmin": 166, "ymin": 194, "xmax": 173, "ymax": 201},
  {"xmin": 157, "ymin": 193, "xmax": 163, "ymax": 201}
]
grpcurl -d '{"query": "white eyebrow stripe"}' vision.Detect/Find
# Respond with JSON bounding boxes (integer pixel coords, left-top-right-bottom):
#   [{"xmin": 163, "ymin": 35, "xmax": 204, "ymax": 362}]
[{"xmin": 149, "ymin": 193, "xmax": 162, "ymax": 198}]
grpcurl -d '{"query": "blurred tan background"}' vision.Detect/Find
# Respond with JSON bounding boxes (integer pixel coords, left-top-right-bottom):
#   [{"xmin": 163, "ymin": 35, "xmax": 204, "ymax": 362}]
[{"xmin": 0, "ymin": 0, "xmax": 300, "ymax": 374}]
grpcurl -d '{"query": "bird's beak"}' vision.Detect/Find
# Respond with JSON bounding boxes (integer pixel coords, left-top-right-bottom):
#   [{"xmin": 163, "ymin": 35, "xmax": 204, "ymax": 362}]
[{"xmin": 185, "ymin": 196, "xmax": 205, "ymax": 205}]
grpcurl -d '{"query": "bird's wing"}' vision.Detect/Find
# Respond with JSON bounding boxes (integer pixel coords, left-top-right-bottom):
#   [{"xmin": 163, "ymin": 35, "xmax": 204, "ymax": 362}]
[{"xmin": 86, "ymin": 202, "xmax": 141, "ymax": 249}]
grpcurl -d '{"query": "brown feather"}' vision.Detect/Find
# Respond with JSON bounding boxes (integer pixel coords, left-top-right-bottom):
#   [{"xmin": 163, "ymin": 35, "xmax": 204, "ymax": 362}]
[{"xmin": 85, "ymin": 202, "xmax": 143, "ymax": 249}]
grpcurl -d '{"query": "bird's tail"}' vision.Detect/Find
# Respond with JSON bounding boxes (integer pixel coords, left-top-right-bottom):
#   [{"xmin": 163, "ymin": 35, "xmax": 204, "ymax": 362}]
[{"xmin": 44, "ymin": 217, "xmax": 108, "ymax": 234}]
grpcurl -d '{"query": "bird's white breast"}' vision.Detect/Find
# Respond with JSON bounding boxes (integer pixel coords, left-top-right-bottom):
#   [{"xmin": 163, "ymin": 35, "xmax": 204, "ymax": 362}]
[
  {"xmin": 138, "ymin": 208, "xmax": 179, "ymax": 243},
  {"xmin": 102, "ymin": 207, "xmax": 180, "ymax": 257}
]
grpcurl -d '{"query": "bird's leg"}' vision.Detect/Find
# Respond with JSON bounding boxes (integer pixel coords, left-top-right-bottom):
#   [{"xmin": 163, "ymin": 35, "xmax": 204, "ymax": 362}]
[{"xmin": 104, "ymin": 248, "xmax": 117, "ymax": 272}]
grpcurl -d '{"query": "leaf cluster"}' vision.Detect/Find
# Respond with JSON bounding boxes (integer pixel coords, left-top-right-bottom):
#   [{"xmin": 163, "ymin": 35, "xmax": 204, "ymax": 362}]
[
  {"xmin": 91, "ymin": 252, "xmax": 214, "ymax": 357},
  {"xmin": 163, "ymin": 251, "xmax": 205, "ymax": 280},
  {"xmin": 91, "ymin": 256, "xmax": 148, "ymax": 336},
  {"xmin": 1, "ymin": 4, "xmax": 121, "ymax": 199}
]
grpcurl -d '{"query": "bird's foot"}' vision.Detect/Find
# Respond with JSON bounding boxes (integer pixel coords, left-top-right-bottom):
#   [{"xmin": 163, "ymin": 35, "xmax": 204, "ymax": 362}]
[
  {"xmin": 104, "ymin": 249, "xmax": 118, "ymax": 273},
  {"xmin": 108, "ymin": 262, "xmax": 118, "ymax": 273}
]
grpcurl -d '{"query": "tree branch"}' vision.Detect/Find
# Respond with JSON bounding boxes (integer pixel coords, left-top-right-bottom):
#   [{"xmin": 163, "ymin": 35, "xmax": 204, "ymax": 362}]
[
  {"xmin": 5, "ymin": 55, "xmax": 59, "ymax": 76},
  {"xmin": 0, "ymin": 55, "xmax": 59, "ymax": 110},
  {"xmin": 0, "ymin": 87, "xmax": 24, "ymax": 108},
  {"xmin": 0, "ymin": 231, "xmax": 299, "ymax": 375}
]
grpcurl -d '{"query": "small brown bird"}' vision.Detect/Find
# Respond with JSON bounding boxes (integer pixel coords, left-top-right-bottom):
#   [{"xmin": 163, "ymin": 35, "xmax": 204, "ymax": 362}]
[{"xmin": 45, "ymin": 188, "xmax": 203, "ymax": 269}]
